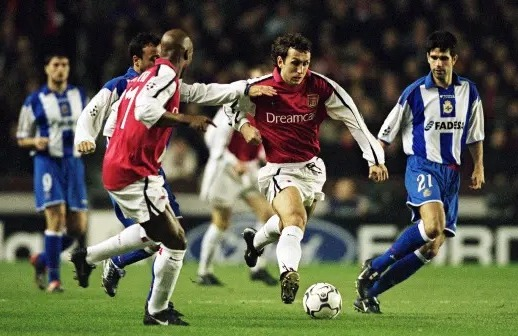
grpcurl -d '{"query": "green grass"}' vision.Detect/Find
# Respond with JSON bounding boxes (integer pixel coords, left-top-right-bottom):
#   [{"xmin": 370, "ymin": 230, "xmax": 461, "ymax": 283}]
[{"xmin": 0, "ymin": 262, "xmax": 517, "ymax": 336}]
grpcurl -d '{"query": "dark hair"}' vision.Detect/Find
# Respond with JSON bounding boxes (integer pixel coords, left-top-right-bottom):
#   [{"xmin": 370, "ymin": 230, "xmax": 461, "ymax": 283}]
[
  {"xmin": 44, "ymin": 52, "xmax": 68, "ymax": 65},
  {"xmin": 426, "ymin": 30, "xmax": 458, "ymax": 56},
  {"xmin": 128, "ymin": 32, "xmax": 160, "ymax": 59},
  {"xmin": 271, "ymin": 33, "xmax": 312, "ymax": 66}
]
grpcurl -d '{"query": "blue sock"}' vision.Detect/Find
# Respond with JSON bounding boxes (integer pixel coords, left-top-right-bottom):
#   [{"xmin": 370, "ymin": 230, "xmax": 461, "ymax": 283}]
[
  {"xmin": 368, "ymin": 252, "xmax": 426, "ymax": 297},
  {"xmin": 45, "ymin": 232, "xmax": 63, "ymax": 282},
  {"xmin": 112, "ymin": 249, "xmax": 154, "ymax": 269},
  {"xmin": 371, "ymin": 221, "xmax": 429, "ymax": 273},
  {"xmin": 38, "ymin": 234, "xmax": 76, "ymax": 268}
]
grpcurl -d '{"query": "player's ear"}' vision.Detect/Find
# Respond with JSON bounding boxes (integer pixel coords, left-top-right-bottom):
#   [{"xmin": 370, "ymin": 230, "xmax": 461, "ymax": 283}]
[{"xmin": 183, "ymin": 49, "xmax": 189, "ymax": 60}]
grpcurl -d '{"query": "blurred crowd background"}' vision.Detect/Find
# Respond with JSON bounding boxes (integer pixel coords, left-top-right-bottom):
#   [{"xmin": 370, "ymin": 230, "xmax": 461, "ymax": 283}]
[{"xmin": 1, "ymin": 0, "xmax": 517, "ymax": 221}]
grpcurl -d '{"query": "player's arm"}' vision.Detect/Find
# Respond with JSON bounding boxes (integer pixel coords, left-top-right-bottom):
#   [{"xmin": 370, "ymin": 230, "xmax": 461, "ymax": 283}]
[
  {"xmin": 16, "ymin": 97, "xmax": 48, "ymax": 151},
  {"xmin": 134, "ymin": 67, "xmax": 215, "ymax": 132},
  {"xmin": 466, "ymin": 87, "xmax": 485, "ymax": 190},
  {"xmin": 74, "ymin": 86, "xmax": 118, "ymax": 154},
  {"xmin": 205, "ymin": 108, "xmax": 234, "ymax": 160},
  {"xmin": 180, "ymin": 80, "xmax": 276, "ymax": 105},
  {"xmin": 377, "ymin": 98, "xmax": 407, "ymax": 147},
  {"xmin": 323, "ymin": 78, "xmax": 388, "ymax": 181},
  {"xmin": 223, "ymin": 98, "xmax": 262, "ymax": 145}
]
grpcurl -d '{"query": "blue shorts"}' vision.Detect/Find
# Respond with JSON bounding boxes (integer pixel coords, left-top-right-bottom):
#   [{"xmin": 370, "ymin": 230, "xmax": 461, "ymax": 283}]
[
  {"xmin": 34, "ymin": 154, "xmax": 88, "ymax": 212},
  {"xmin": 405, "ymin": 155, "xmax": 460, "ymax": 237},
  {"xmin": 110, "ymin": 168, "xmax": 182, "ymax": 227}
]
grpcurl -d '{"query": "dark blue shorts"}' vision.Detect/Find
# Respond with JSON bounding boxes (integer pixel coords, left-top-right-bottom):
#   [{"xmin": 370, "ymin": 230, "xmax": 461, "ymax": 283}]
[
  {"xmin": 405, "ymin": 155, "xmax": 460, "ymax": 237},
  {"xmin": 34, "ymin": 154, "xmax": 88, "ymax": 211}
]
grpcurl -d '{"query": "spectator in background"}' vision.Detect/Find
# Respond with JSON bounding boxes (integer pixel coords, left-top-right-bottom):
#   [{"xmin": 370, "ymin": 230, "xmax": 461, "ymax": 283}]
[{"xmin": 328, "ymin": 178, "xmax": 370, "ymax": 218}]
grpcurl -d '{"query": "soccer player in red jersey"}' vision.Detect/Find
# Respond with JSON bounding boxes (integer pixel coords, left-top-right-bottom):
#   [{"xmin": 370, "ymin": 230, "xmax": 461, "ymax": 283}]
[
  {"xmin": 70, "ymin": 29, "xmax": 276, "ymax": 326},
  {"xmin": 225, "ymin": 33, "xmax": 389, "ymax": 304}
]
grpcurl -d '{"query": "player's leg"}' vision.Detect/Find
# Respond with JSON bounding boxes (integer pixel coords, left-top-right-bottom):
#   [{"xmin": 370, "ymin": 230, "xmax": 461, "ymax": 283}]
[
  {"xmin": 141, "ymin": 203, "xmax": 188, "ymax": 326},
  {"xmin": 243, "ymin": 191, "xmax": 278, "ymax": 286},
  {"xmin": 42, "ymin": 204, "xmax": 66, "ymax": 292},
  {"xmin": 197, "ymin": 206, "xmax": 228, "ymax": 285},
  {"xmin": 272, "ymin": 186, "xmax": 306, "ymax": 304},
  {"xmin": 356, "ymin": 158, "xmax": 443, "ymax": 298}
]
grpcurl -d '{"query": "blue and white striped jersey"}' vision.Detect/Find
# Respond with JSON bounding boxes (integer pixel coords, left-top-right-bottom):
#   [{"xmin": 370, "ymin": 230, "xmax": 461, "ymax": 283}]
[
  {"xmin": 17, "ymin": 84, "xmax": 88, "ymax": 157},
  {"xmin": 74, "ymin": 67, "xmax": 138, "ymax": 144},
  {"xmin": 378, "ymin": 72, "xmax": 484, "ymax": 165}
]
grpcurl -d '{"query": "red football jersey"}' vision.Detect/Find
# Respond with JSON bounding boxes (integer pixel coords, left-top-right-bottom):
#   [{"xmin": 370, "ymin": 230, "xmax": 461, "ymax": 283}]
[
  {"xmin": 103, "ymin": 59, "xmax": 180, "ymax": 190},
  {"xmin": 248, "ymin": 68, "xmax": 333, "ymax": 163},
  {"xmin": 229, "ymin": 67, "xmax": 385, "ymax": 166}
]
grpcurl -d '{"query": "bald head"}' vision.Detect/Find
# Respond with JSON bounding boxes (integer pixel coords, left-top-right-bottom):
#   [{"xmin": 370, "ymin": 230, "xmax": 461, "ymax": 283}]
[{"xmin": 160, "ymin": 29, "xmax": 193, "ymax": 67}]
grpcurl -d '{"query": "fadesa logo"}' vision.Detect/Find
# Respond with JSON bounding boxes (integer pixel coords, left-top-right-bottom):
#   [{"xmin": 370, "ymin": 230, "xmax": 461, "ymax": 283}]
[{"xmin": 185, "ymin": 214, "xmax": 356, "ymax": 263}]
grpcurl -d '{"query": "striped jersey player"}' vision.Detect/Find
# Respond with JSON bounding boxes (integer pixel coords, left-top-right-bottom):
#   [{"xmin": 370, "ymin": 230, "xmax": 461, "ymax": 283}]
[
  {"xmin": 355, "ymin": 31, "xmax": 485, "ymax": 314},
  {"xmin": 16, "ymin": 53, "xmax": 88, "ymax": 293}
]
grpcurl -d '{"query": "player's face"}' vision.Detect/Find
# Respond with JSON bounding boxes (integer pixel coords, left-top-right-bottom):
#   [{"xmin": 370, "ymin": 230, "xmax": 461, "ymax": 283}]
[
  {"xmin": 278, "ymin": 48, "xmax": 310, "ymax": 86},
  {"xmin": 138, "ymin": 44, "xmax": 159, "ymax": 72},
  {"xmin": 45, "ymin": 57, "xmax": 69, "ymax": 84},
  {"xmin": 427, "ymin": 48, "xmax": 457, "ymax": 84}
]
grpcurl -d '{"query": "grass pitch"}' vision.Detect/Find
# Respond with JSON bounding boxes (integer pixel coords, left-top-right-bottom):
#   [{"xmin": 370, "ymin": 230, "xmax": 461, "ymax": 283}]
[{"xmin": 0, "ymin": 261, "xmax": 517, "ymax": 336}]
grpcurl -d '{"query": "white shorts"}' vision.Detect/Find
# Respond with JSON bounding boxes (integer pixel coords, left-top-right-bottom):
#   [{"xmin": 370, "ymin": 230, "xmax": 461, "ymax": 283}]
[
  {"xmin": 107, "ymin": 175, "xmax": 170, "ymax": 223},
  {"xmin": 200, "ymin": 157, "xmax": 259, "ymax": 208},
  {"xmin": 258, "ymin": 157, "xmax": 326, "ymax": 207}
]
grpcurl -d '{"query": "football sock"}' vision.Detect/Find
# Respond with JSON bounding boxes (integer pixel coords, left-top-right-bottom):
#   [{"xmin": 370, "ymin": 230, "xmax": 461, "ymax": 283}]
[
  {"xmin": 276, "ymin": 225, "xmax": 304, "ymax": 274},
  {"xmin": 368, "ymin": 250, "xmax": 428, "ymax": 297},
  {"xmin": 251, "ymin": 221, "xmax": 269, "ymax": 272},
  {"xmin": 198, "ymin": 224, "xmax": 225, "ymax": 276},
  {"xmin": 44, "ymin": 230, "xmax": 63, "ymax": 282},
  {"xmin": 254, "ymin": 215, "xmax": 281, "ymax": 250},
  {"xmin": 371, "ymin": 220, "xmax": 432, "ymax": 273},
  {"xmin": 111, "ymin": 248, "xmax": 155, "ymax": 268},
  {"xmin": 147, "ymin": 247, "xmax": 185, "ymax": 315},
  {"xmin": 38, "ymin": 233, "xmax": 74, "ymax": 268},
  {"xmin": 86, "ymin": 224, "xmax": 155, "ymax": 264}
]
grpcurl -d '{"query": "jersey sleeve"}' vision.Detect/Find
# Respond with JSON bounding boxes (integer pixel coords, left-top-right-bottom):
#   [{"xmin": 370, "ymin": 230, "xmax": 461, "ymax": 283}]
[
  {"xmin": 323, "ymin": 77, "xmax": 385, "ymax": 166},
  {"xmin": 134, "ymin": 66, "xmax": 177, "ymax": 128},
  {"xmin": 16, "ymin": 95, "xmax": 36, "ymax": 139},
  {"xmin": 204, "ymin": 107, "xmax": 234, "ymax": 160},
  {"xmin": 378, "ymin": 97, "xmax": 409, "ymax": 145},
  {"xmin": 222, "ymin": 80, "xmax": 257, "ymax": 131},
  {"xmin": 74, "ymin": 87, "xmax": 117, "ymax": 145},
  {"xmin": 102, "ymin": 98, "xmax": 121, "ymax": 138},
  {"xmin": 179, "ymin": 80, "xmax": 247, "ymax": 105},
  {"xmin": 466, "ymin": 87, "xmax": 485, "ymax": 144}
]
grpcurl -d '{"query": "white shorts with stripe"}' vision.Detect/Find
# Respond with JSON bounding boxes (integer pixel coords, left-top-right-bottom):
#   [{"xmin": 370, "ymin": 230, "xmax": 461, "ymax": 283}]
[
  {"xmin": 258, "ymin": 157, "xmax": 326, "ymax": 207},
  {"xmin": 107, "ymin": 175, "xmax": 170, "ymax": 223},
  {"xmin": 200, "ymin": 156, "xmax": 260, "ymax": 208}
]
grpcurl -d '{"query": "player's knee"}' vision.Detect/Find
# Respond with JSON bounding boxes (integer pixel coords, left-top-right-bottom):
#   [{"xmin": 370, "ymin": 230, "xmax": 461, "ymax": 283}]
[
  {"xmin": 280, "ymin": 213, "xmax": 305, "ymax": 230},
  {"xmin": 423, "ymin": 218, "xmax": 445, "ymax": 239}
]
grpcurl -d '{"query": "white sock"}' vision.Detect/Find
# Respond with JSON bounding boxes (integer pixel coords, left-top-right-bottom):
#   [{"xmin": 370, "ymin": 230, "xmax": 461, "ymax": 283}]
[
  {"xmin": 147, "ymin": 247, "xmax": 185, "ymax": 315},
  {"xmin": 253, "ymin": 215, "xmax": 281, "ymax": 250},
  {"xmin": 198, "ymin": 224, "xmax": 225, "ymax": 276},
  {"xmin": 86, "ymin": 224, "xmax": 155, "ymax": 264},
  {"xmin": 276, "ymin": 225, "xmax": 304, "ymax": 275},
  {"xmin": 251, "ymin": 221, "xmax": 269, "ymax": 272}
]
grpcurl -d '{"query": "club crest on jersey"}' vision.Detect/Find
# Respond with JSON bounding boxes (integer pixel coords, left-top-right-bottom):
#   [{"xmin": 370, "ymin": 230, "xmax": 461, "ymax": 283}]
[
  {"xmin": 423, "ymin": 189, "xmax": 432, "ymax": 197},
  {"xmin": 442, "ymin": 100, "xmax": 453, "ymax": 114},
  {"xmin": 307, "ymin": 94, "xmax": 319, "ymax": 108}
]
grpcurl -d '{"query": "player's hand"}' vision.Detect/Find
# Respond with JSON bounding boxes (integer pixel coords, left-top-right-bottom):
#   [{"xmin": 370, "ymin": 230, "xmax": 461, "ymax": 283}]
[
  {"xmin": 248, "ymin": 85, "xmax": 277, "ymax": 97},
  {"xmin": 368, "ymin": 164, "xmax": 389, "ymax": 183},
  {"xmin": 240, "ymin": 123, "xmax": 262, "ymax": 145},
  {"xmin": 469, "ymin": 166, "xmax": 485, "ymax": 190},
  {"xmin": 76, "ymin": 141, "xmax": 96, "ymax": 154},
  {"xmin": 187, "ymin": 115, "xmax": 216, "ymax": 132},
  {"xmin": 34, "ymin": 137, "xmax": 49, "ymax": 151}
]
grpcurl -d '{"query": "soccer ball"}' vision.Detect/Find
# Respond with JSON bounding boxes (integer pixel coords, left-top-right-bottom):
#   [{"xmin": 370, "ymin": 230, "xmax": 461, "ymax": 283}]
[{"xmin": 302, "ymin": 282, "xmax": 342, "ymax": 319}]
